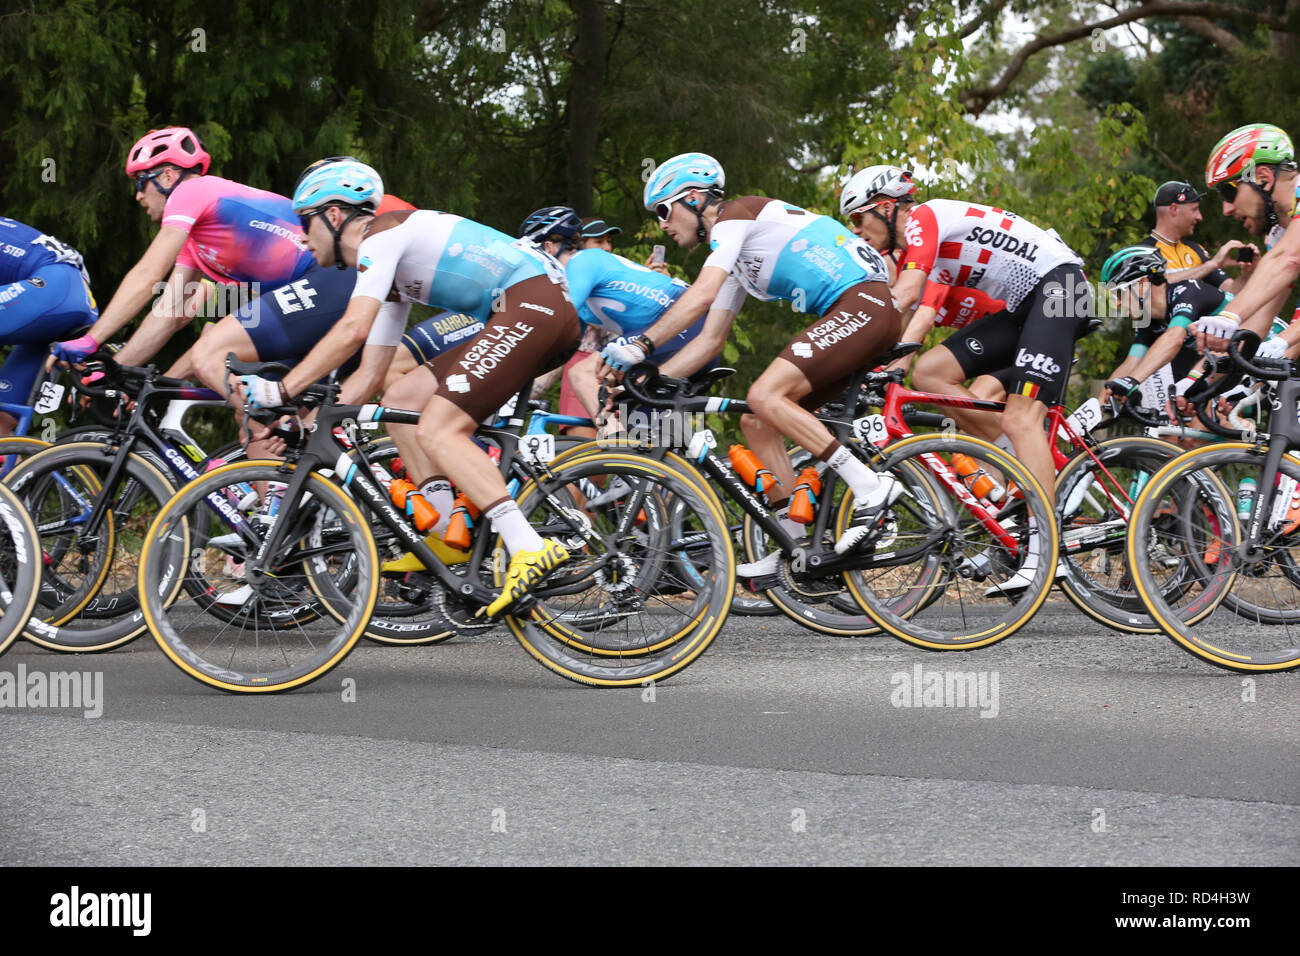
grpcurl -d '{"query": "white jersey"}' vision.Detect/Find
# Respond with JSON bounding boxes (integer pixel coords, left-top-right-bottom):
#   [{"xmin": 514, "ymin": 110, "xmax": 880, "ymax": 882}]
[{"xmin": 899, "ymin": 199, "xmax": 1082, "ymax": 311}]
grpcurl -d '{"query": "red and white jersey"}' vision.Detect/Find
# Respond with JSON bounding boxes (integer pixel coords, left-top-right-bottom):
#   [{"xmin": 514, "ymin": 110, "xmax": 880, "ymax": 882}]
[{"xmin": 899, "ymin": 199, "xmax": 1082, "ymax": 312}]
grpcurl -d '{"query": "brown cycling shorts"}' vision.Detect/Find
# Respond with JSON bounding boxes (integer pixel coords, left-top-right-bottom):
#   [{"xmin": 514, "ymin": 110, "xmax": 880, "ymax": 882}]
[
  {"xmin": 428, "ymin": 274, "xmax": 581, "ymax": 423},
  {"xmin": 774, "ymin": 280, "xmax": 902, "ymax": 411}
]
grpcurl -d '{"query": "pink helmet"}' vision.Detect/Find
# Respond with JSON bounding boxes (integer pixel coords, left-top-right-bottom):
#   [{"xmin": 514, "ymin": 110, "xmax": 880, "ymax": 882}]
[{"xmin": 125, "ymin": 127, "xmax": 211, "ymax": 176}]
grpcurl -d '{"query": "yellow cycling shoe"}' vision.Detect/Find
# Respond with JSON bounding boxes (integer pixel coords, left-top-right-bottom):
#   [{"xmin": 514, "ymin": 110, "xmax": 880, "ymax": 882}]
[
  {"xmin": 381, "ymin": 531, "xmax": 471, "ymax": 573},
  {"xmin": 482, "ymin": 538, "xmax": 570, "ymax": 618}
]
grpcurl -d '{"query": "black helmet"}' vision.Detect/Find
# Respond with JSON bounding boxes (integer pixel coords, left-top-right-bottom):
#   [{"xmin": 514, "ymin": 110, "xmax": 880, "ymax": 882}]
[
  {"xmin": 1101, "ymin": 245, "xmax": 1167, "ymax": 286},
  {"xmin": 519, "ymin": 206, "xmax": 583, "ymax": 243}
]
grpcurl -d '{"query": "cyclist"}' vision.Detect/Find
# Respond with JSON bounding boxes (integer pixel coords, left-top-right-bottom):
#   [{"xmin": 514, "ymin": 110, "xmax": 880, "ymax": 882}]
[
  {"xmin": 843, "ymin": 165, "xmax": 1091, "ymax": 510},
  {"xmin": 240, "ymin": 159, "xmax": 581, "ymax": 616},
  {"xmin": 840, "ymin": 166, "xmax": 1008, "ymax": 361},
  {"xmin": 0, "ymin": 217, "xmax": 98, "ymax": 434},
  {"xmin": 599, "ymin": 152, "xmax": 902, "ymax": 569},
  {"xmin": 1139, "ymin": 180, "xmax": 1256, "ymax": 291},
  {"xmin": 383, "ymin": 308, "xmax": 484, "ymax": 389},
  {"xmin": 1198, "ymin": 124, "xmax": 1300, "ymax": 358},
  {"xmin": 48, "ymin": 128, "xmax": 358, "ymax": 416},
  {"xmin": 520, "ymin": 205, "xmax": 715, "ymax": 427},
  {"xmin": 1099, "ymin": 246, "xmax": 1230, "ymax": 416}
]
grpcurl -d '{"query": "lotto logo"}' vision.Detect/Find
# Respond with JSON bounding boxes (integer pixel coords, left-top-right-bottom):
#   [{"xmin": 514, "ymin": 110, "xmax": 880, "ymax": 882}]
[
  {"xmin": 1014, "ymin": 348, "xmax": 1061, "ymax": 376},
  {"xmin": 904, "ymin": 218, "xmax": 925, "ymax": 247},
  {"xmin": 445, "ymin": 374, "xmax": 471, "ymax": 393},
  {"xmin": 791, "ymin": 342, "xmax": 814, "ymax": 358}
]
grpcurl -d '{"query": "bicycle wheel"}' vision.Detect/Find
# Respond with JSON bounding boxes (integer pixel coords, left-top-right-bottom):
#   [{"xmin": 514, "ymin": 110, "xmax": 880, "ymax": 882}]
[
  {"xmin": 1054, "ymin": 436, "xmax": 1184, "ymax": 634},
  {"xmin": 504, "ymin": 452, "xmax": 734, "ymax": 686},
  {"xmin": 139, "ymin": 462, "xmax": 379, "ymax": 692},
  {"xmin": 741, "ymin": 456, "xmax": 948, "ymax": 636},
  {"xmin": 323, "ymin": 437, "xmax": 457, "ymax": 646},
  {"xmin": 1128, "ymin": 443, "xmax": 1300, "ymax": 671},
  {"xmin": 0, "ymin": 482, "xmax": 42, "ymax": 656},
  {"xmin": 3, "ymin": 442, "xmax": 178, "ymax": 651},
  {"xmin": 841, "ymin": 434, "xmax": 1058, "ymax": 650}
]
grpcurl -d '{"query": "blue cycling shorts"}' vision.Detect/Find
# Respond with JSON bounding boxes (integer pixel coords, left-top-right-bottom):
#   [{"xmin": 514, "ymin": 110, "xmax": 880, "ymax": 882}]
[
  {"xmin": 235, "ymin": 264, "xmax": 356, "ymax": 364},
  {"xmin": 0, "ymin": 262, "xmax": 97, "ymax": 405}
]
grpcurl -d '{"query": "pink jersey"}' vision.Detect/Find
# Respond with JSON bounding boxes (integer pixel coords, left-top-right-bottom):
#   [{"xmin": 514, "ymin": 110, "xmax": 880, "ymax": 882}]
[
  {"xmin": 899, "ymin": 199, "xmax": 1081, "ymax": 312},
  {"xmin": 162, "ymin": 176, "xmax": 314, "ymax": 285}
]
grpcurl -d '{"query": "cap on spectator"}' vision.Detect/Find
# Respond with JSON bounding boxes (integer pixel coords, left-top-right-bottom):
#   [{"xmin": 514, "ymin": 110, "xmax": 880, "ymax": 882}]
[
  {"xmin": 1154, "ymin": 181, "xmax": 1203, "ymax": 206},
  {"xmin": 580, "ymin": 217, "xmax": 622, "ymax": 238}
]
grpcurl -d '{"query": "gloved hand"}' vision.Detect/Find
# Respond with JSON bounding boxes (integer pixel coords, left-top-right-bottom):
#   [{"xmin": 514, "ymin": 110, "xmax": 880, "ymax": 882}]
[
  {"xmin": 1173, "ymin": 374, "xmax": 1202, "ymax": 398},
  {"xmin": 600, "ymin": 336, "xmax": 648, "ymax": 372},
  {"xmin": 1105, "ymin": 376, "xmax": 1141, "ymax": 399},
  {"xmin": 240, "ymin": 374, "xmax": 289, "ymax": 411},
  {"xmin": 1256, "ymin": 336, "xmax": 1289, "ymax": 360},
  {"xmin": 51, "ymin": 333, "xmax": 100, "ymax": 364},
  {"xmin": 1196, "ymin": 312, "xmax": 1241, "ymax": 341}
]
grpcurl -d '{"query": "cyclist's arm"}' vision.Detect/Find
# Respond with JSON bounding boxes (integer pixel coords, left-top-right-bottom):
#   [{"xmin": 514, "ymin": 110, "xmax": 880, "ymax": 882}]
[
  {"xmin": 1126, "ymin": 326, "xmax": 1187, "ymax": 384},
  {"xmin": 281, "ymin": 296, "xmax": 383, "ymax": 399},
  {"xmin": 83, "ymin": 226, "xmax": 189, "ymax": 345},
  {"xmin": 658, "ymin": 304, "xmax": 737, "ymax": 379},
  {"xmin": 642, "ymin": 266, "xmax": 730, "ymax": 346},
  {"xmin": 1220, "ymin": 222, "xmax": 1300, "ymax": 336},
  {"xmin": 338, "ymin": 344, "xmax": 397, "ymax": 405},
  {"xmin": 112, "ymin": 263, "xmax": 207, "ymax": 366},
  {"xmin": 893, "ymin": 267, "xmax": 937, "ymax": 344}
]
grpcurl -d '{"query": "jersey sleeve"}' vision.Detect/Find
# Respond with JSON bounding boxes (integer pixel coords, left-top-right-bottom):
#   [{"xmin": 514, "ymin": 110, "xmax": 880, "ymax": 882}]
[
  {"xmin": 709, "ymin": 274, "xmax": 747, "ymax": 314},
  {"xmin": 896, "ymin": 202, "xmax": 940, "ymax": 275},
  {"xmin": 701, "ymin": 201, "xmax": 759, "ymax": 275},
  {"xmin": 563, "ymin": 250, "xmax": 607, "ymax": 323},
  {"xmin": 352, "ymin": 222, "xmax": 413, "ymax": 303},
  {"xmin": 160, "ymin": 176, "xmax": 219, "ymax": 235},
  {"xmin": 365, "ymin": 300, "xmax": 413, "ymax": 347}
]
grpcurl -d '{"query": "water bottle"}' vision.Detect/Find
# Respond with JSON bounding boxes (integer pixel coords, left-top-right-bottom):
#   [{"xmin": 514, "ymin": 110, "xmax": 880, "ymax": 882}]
[
  {"xmin": 951, "ymin": 453, "xmax": 1005, "ymax": 503},
  {"xmin": 1237, "ymin": 477, "xmax": 1256, "ymax": 522}
]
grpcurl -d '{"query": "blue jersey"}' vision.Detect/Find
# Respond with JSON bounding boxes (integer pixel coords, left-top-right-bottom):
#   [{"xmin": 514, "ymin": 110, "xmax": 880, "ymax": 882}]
[
  {"xmin": 564, "ymin": 249, "xmax": 689, "ymax": 335},
  {"xmin": 0, "ymin": 217, "xmax": 90, "ymax": 285},
  {"xmin": 351, "ymin": 210, "xmax": 562, "ymax": 321}
]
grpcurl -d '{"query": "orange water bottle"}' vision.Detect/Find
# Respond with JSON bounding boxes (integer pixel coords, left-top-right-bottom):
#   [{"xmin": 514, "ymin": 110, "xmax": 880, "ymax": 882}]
[
  {"xmin": 444, "ymin": 492, "xmax": 481, "ymax": 551},
  {"xmin": 788, "ymin": 467, "xmax": 823, "ymax": 523},
  {"xmin": 390, "ymin": 478, "xmax": 439, "ymax": 532},
  {"xmin": 951, "ymin": 453, "xmax": 1005, "ymax": 503},
  {"xmin": 728, "ymin": 445, "xmax": 779, "ymax": 495}
]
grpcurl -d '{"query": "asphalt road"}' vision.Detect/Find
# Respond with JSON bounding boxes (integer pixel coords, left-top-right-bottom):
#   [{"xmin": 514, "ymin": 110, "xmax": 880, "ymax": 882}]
[{"xmin": 1, "ymin": 604, "xmax": 1296, "ymax": 866}]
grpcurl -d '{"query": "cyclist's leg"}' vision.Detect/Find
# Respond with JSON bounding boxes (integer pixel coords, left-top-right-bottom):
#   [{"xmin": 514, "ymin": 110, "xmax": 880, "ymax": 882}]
[
  {"xmin": 998, "ymin": 264, "xmax": 1093, "ymax": 497},
  {"xmin": 418, "ymin": 275, "xmax": 580, "ymax": 611},
  {"xmin": 0, "ymin": 262, "xmax": 96, "ymax": 435},
  {"xmin": 745, "ymin": 280, "xmax": 900, "ymax": 519},
  {"xmin": 911, "ymin": 314, "xmax": 1017, "ymax": 441}
]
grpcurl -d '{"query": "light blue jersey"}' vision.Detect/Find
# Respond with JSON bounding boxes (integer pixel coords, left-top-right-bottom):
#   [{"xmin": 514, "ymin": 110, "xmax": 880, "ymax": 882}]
[
  {"xmin": 351, "ymin": 210, "xmax": 564, "ymax": 321},
  {"xmin": 703, "ymin": 196, "xmax": 890, "ymax": 315}
]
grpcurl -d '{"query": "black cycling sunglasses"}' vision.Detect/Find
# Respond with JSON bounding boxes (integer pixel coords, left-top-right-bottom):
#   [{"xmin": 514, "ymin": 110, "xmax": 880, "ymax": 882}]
[
  {"xmin": 298, "ymin": 212, "xmax": 316, "ymax": 232},
  {"xmin": 1216, "ymin": 180, "xmax": 1240, "ymax": 202},
  {"xmin": 132, "ymin": 169, "xmax": 166, "ymax": 195}
]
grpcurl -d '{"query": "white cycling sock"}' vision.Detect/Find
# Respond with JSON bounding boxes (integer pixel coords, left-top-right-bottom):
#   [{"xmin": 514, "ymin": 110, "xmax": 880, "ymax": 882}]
[
  {"xmin": 485, "ymin": 498, "xmax": 545, "ymax": 555},
  {"xmin": 825, "ymin": 444, "xmax": 882, "ymax": 502}
]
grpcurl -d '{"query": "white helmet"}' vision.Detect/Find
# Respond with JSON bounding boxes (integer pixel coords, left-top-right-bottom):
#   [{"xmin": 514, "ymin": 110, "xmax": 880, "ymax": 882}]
[{"xmin": 839, "ymin": 165, "xmax": 916, "ymax": 216}]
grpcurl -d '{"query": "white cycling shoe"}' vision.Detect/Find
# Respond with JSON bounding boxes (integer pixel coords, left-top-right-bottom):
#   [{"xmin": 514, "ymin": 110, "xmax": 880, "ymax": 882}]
[
  {"xmin": 833, "ymin": 475, "xmax": 905, "ymax": 555},
  {"xmin": 983, "ymin": 560, "xmax": 1068, "ymax": 597},
  {"xmin": 737, "ymin": 551, "xmax": 781, "ymax": 580}
]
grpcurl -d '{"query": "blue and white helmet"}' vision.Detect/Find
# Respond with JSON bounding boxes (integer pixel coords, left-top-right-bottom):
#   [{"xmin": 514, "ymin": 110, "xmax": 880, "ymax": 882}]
[
  {"xmin": 643, "ymin": 152, "xmax": 725, "ymax": 210},
  {"xmin": 292, "ymin": 159, "xmax": 384, "ymax": 214},
  {"xmin": 519, "ymin": 206, "xmax": 583, "ymax": 242}
]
